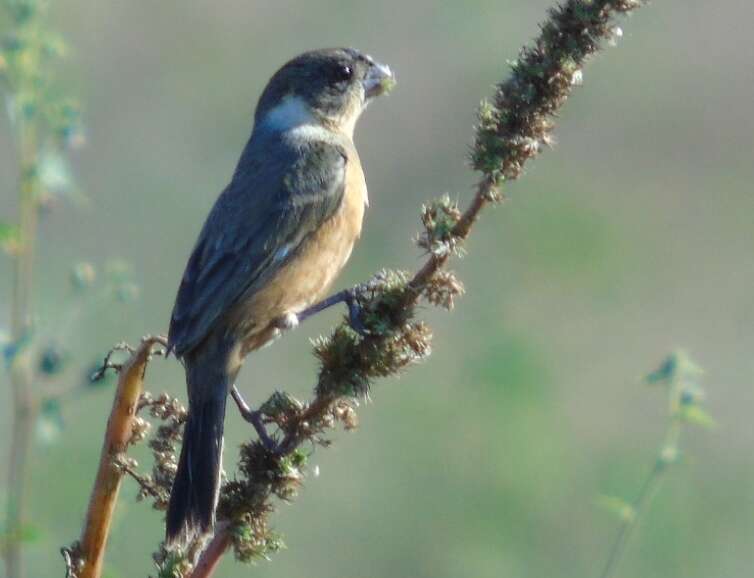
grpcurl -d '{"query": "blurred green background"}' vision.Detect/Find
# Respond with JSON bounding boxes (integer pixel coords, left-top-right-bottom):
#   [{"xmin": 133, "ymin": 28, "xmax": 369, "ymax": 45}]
[{"xmin": 1, "ymin": 0, "xmax": 753, "ymax": 577}]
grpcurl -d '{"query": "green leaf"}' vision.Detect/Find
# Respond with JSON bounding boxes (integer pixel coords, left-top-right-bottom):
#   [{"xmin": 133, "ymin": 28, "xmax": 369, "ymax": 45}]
[
  {"xmin": 115, "ymin": 282, "xmax": 141, "ymax": 304},
  {"xmin": 680, "ymin": 405, "xmax": 716, "ymax": 429},
  {"xmin": 38, "ymin": 343, "xmax": 70, "ymax": 376},
  {"xmin": 0, "ymin": 523, "xmax": 43, "ymax": 545},
  {"xmin": 70, "ymin": 261, "xmax": 97, "ymax": 290},
  {"xmin": 3, "ymin": 331, "xmax": 33, "ymax": 368},
  {"xmin": 36, "ymin": 398, "xmax": 65, "ymax": 444},
  {"xmin": 0, "ymin": 222, "xmax": 20, "ymax": 254},
  {"xmin": 104, "ymin": 259, "xmax": 133, "ymax": 283},
  {"xmin": 41, "ymin": 34, "xmax": 68, "ymax": 59},
  {"xmin": 646, "ymin": 349, "xmax": 703, "ymax": 386},
  {"xmin": 38, "ymin": 149, "xmax": 74, "ymax": 197},
  {"xmin": 645, "ymin": 355, "xmax": 676, "ymax": 385},
  {"xmin": 595, "ymin": 495, "xmax": 636, "ymax": 522},
  {"xmin": 17, "ymin": 524, "xmax": 42, "ymax": 543}
]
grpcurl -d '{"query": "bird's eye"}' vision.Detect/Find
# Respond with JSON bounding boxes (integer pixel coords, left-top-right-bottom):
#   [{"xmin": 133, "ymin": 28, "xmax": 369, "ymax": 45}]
[{"xmin": 334, "ymin": 64, "xmax": 353, "ymax": 82}]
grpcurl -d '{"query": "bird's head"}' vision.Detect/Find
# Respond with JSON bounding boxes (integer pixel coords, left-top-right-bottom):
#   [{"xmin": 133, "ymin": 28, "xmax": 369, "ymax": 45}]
[{"xmin": 254, "ymin": 48, "xmax": 395, "ymax": 138}]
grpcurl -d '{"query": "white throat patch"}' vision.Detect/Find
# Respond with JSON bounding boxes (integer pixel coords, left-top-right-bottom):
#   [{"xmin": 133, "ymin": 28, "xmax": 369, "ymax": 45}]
[
  {"xmin": 260, "ymin": 96, "xmax": 318, "ymax": 132},
  {"xmin": 259, "ymin": 94, "xmax": 363, "ymax": 140}
]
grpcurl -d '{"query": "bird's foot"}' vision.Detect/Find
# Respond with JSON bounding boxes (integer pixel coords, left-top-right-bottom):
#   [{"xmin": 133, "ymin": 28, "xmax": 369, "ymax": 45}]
[
  {"xmin": 343, "ymin": 286, "xmax": 369, "ymax": 336},
  {"xmin": 297, "ymin": 284, "xmax": 371, "ymax": 336},
  {"xmin": 231, "ymin": 386, "xmax": 280, "ymax": 453},
  {"xmin": 273, "ymin": 311, "xmax": 300, "ymax": 331}
]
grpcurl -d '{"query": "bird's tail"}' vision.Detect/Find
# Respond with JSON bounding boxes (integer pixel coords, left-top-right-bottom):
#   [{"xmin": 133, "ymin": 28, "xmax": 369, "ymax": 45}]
[{"xmin": 166, "ymin": 366, "xmax": 228, "ymax": 546}]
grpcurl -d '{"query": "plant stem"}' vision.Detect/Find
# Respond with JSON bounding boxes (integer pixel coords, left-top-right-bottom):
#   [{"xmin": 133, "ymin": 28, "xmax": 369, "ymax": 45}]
[
  {"xmin": 5, "ymin": 120, "xmax": 39, "ymax": 578},
  {"xmin": 189, "ymin": 524, "xmax": 232, "ymax": 578},
  {"xmin": 4, "ymin": 380, "xmax": 37, "ymax": 578},
  {"xmin": 78, "ymin": 337, "xmax": 166, "ymax": 578},
  {"xmin": 599, "ymin": 418, "xmax": 682, "ymax": 578}
]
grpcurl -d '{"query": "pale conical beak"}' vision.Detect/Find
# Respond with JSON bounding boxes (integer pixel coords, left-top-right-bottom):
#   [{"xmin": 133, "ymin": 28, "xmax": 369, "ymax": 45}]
[{"xmin": 363, "ymin": 61, "xmax": 396, "ymax": 99}]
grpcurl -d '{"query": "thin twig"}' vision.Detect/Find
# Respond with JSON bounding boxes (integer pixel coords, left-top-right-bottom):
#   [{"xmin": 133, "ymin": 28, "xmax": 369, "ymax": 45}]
[
  {"xmin": 5, "ymin": 115, "xmax": 40, "ymax": 578},
  {"xmin": 597, "ymin": 349, "xmax": 708, "ymax": 578},
  {"xmin": 599, "ymin": 418, "xmax": 683, "ymax": 578},
  {"xmin": 120, "ymin": 462, "xmax": 168, "ymax": 504},
  {"xmin": 90, "ymin": 341, "xmax": 136, "ymax": 381}
]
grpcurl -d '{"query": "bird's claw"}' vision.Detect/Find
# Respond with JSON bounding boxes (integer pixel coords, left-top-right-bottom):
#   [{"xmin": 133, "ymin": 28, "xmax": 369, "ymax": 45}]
[
  {"xmin": 344, "ymin": 287, "xmax": 370, "ymax": 336},
  {"xmin": 246, "ymin": 410, "xmax": 281, "ymax": 454},
  {"xmin": 274, "ymin": 311, "xmax": 300, "ymax": 331},
  {"xmin": 231, "ymin": 386, "xmax": 281, "ymax": 454}
]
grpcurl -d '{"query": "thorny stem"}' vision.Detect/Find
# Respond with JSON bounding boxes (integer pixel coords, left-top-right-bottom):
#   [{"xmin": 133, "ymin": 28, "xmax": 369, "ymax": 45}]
[{"xmin": 599, "ymin": 417, "xmax": 683, "ymax": 578}]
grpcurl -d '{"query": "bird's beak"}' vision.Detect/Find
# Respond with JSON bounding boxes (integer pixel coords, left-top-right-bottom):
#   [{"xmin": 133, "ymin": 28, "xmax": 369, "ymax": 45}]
[{"xmin": 363, "ymin": 61, "xmax": 396, "ymax": 99}]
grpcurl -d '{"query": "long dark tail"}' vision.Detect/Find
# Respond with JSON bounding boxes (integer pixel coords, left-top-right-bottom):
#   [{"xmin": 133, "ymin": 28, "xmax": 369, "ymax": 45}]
[{"xmin": 166, "ymin": 362, "xmax": 229, "ymax": 545}]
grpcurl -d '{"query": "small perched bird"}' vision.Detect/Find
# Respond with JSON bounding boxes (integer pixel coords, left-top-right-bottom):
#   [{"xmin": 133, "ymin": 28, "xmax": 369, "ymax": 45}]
[{"xmin": 166, "ymin": 48, "xmax": 395, "ymax": 544}]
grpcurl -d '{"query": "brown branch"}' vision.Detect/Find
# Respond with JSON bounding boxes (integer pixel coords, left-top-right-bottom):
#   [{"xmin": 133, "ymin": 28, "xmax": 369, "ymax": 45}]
[
  {"xmin": 75, "ymin": 336, "xmax": 167, "ymax": 578},
  {"xmin": 189, "ymin": 524, "xmax": 232, "ymax": 578}
]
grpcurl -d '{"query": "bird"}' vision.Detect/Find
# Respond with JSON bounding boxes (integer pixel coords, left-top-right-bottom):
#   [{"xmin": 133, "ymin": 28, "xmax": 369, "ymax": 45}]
[{"xmin": 165, "ymin": 48, "xmax": 395, "ymax": 545}]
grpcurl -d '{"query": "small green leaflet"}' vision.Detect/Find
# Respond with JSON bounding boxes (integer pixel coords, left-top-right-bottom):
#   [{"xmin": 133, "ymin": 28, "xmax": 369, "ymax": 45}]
[
  {"xmin": 595, "ymin": 495, "xmax": 636, "ymax": 522},
  {"xmin": 0, "ymin": 222, "xmax": 20, "ymax": 254}
]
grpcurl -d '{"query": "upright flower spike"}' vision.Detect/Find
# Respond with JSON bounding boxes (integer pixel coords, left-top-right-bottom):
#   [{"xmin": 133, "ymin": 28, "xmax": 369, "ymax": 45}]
[{"xmin": 471, "ymin": 0, "xmax": 646, "ymax": 183}]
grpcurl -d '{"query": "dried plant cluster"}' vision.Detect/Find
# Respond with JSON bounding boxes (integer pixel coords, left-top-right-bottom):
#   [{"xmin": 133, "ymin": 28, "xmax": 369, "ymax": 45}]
[
  {"xmin": 58, "ymin": 1, "xmax": 653, "ymax": 577},
  {"xmin": 471, "ymin": 0, "xmax": 641, "ymax": 179},
  {"xmin": 120, "ymin": 393, "xmax": 188, "ymax": 511}
]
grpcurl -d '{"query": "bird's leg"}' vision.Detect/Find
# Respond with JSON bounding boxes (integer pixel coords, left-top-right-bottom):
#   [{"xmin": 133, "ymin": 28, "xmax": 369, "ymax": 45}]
[
  {"xmin": 296, "ymin": 285, "xmax": 369, "ymax": 335},
  {"xmin": 343, "ymin": 288, "xmax": 369, "ymax": 335},
  {"xmin": 230, "ymin": 385, "xmax": 279, "ymax": 453}
]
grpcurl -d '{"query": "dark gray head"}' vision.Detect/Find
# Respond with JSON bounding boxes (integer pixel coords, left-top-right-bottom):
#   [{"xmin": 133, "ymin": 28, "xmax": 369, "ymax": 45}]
[{"xmin": 254, "ymin": 48, "xmax": 395, "ymax": 136}]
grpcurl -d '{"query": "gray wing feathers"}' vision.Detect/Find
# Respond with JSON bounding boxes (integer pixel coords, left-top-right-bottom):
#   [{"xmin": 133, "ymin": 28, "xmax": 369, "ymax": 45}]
[{"xmin": 168, "ymin": 135, "xmax": 347, "ymax": 357}]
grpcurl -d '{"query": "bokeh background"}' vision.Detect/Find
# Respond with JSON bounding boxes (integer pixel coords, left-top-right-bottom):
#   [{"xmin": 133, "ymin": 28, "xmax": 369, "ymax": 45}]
[{"xmin": 1, "ymin": 1, "xmax": 753, "ymax": 577}]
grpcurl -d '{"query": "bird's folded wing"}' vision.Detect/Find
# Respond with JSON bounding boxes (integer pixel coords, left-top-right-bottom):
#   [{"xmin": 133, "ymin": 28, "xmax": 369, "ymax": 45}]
[{"xmin": 168, "ymin": 136, "xmax": 347, "ymax": 357}]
